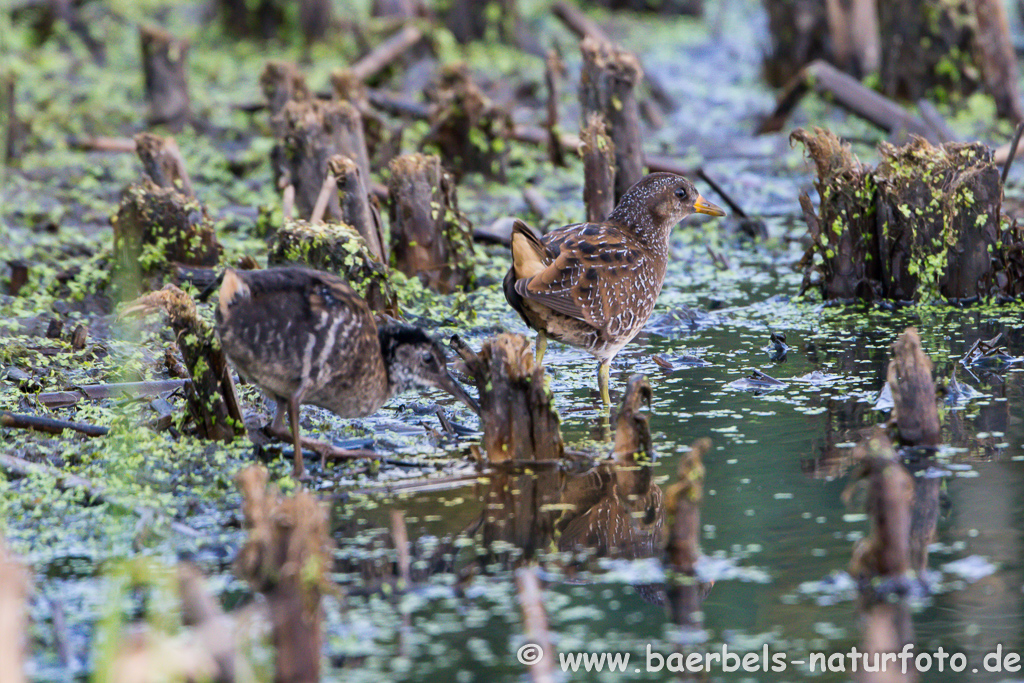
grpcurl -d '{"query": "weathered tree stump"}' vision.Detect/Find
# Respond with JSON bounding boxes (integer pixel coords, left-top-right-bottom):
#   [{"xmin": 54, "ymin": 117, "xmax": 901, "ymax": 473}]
[
  {"xmin": 442, "ymin": 0, "xmax": 518, "ymax": 44},
  {"xmin": 451, "ymin": 333, "xmax": 564, "ymax": 463},
  {"xmin": 873, "ymin": 139, "xmax": 1001, "ymax": 301},
  {"xmin": 268, "ymin": 219, "xmax": 396, "ymax": 313},
  {"xmin": 579, "ymin": 113, "xmax": 616, "ymax": 224},
  {"xmin": 387, "ymin": 153, "xmax": 474, "ymax": 293},
  {"xmin": 423, "ymin": 64, "xmax": 512, "ymax": 180},
  {"xmin": 579, "ymin": 37, "xmax": 643, "ymax": 203},
  {"xmin": 794, "ymin": 128, "xmax": 1007, "ymax": 302},
  {"xmin": 112, "ymin": 179, "xmax": 220, "ymax": 294},
  {"xmin": 260, "ymin": 61, "xmax": 312, "ymax": 122},
  {"xmin": 973, "ymin": 0, "xmax": 1024, "ymax": 122},
  {"xmin": 274, "ymin": 99, "xmax": 371, "ymax": 223},
  {"xmin": 3, "ymin": 74, "xmax": 28, "ymax": 165},
  {"xmin": 236, "ymin": 466, "xmax": 331, "ymax": 683},
  {"xmin": 134, "ymin": 133, "xmax": 194, "ymax": 197},
  {"xmin": 545, "ymin": 49, "xmax": 567, "ymax": 168},
  {"xmin": 122, "ymin": 285, "xmax": 245, "ymax": 443},
  {"xmin": 327, "ymin": 155, "xmax": 386, "ymax": 262},
  {"xmin": 887, "ymin": 328, "xmax": 941, "ymax": 448},
  {"xmin": 140, "ymin": 25, "xmax": 191, "ymax": 131},
  {"xmin": 790, "ymin": 128, "xmax": 879, "ymax": 301},
  {"xmin": 761, "ymin": 0, "xmax": 830, "ymax": 87}
]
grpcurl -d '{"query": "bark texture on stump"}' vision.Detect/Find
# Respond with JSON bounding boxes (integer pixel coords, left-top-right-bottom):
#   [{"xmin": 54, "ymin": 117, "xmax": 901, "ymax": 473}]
[
  {"xmin": 762, "ymin": 0, "xmax": 830, "ymax": 87},
  {"xmin": 134, "ymin": 133, "xmax": 194, "ymax": 197},
  {"xmin": 122, "ymin": 285, "xmax": 244, "ymax": 443},
  {"xmin": 327, "ymin": 155, "xmax": 386, "ymax": 262},
  {"xmin": 887, "ymin": 328, "xmax": 941, "ymax": 448},
  {"xmin": 873, "ymin": 138, "xmax": 1001, "ymax": 301},
  {"xmin": 790, "ymin": 128, "xmax": 878, "ymax": 301},
  {"xmin": 971, "ymin": 0, "xmax": 1023, "ymax": 122},
  {"xmin": 794, "ymin": 128, "xmax": 1008, "ymax": 302},
  {"xmin": 236, "ymin": 466, "xmax": 330, "ymax": 683},
  {"xmin": 274, "ymin": 99, "xmax": 371, "ymax": 223},
  {"xmin": 268, "ymin": 219, "xmax": 396, "ymax": 313},
  {"xmin": 424, "ymin": 64, "xmax": 512, "ymax": 180},
  {"xmin": 112, "ymin": 179, "xmax": 220, "ymax": 294},
  {"xmin": 579, "ymin": 37, "xmax": 644, "ymax": 203},
  {"xmin": 331, "ymin": 69, "xmax": 393, "ymax": 171},
  {"xmin": 387, "ymin": 153, "xmax": 474, "ymax": 293},
  {"xmin": 140, "ymin": 25, "xmax": 191, "ymax": 131},
  {"xmin": 579, "ymin": 113, "xmax": 616, "ymax": 224},
  {"xmin": 451, "ymin": 333, "xmax": 564, "ymax": 463},
  {"xmin": 260, "ymin": 61, "xmax": 312, "ymax": 123}
]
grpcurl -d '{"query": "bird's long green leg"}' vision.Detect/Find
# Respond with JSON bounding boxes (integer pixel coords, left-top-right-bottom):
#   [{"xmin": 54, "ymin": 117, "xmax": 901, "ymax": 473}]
[
  {"xmin": 598, "ymin": 360, "xmax": 611, "ymax": 406},
  {"xmin": 535, "ymin": 331, "xmax": 548, "ymax": 366}
]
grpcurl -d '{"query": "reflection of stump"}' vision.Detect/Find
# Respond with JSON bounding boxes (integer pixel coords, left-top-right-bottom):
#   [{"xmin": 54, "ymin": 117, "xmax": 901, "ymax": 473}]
[
  {"xmin": 845, "ymin": 453, "xmax": 914, "ymax": 581},
  {"xmin": 579, "ymin": 38, "xmax": 643, "ymax": 202},
  {"xmin": 268, "ymin": 220, "xmax": 395, "ymax": 313},
  {"xmin": 451, "ymin": 334, "xmax": 563, "ymax": 463},
  {"xmin": 112, "ymin": 179, "xmax": 220, "ymax": 294},
  {"xmin": 579, "ymin": 113, "xmax": 616, "ymax": 223},
  {"xmin": 887, "ymin": 328, "xmax": 940, "ymax": 447},
  {"xmin": 387, "ymin": 153, "xmax": 474, "ymax": 293},
  {"xmin": 275, "ymin": 99, "xmax": 371, "ymax": 222},
  {"xmin": 236, "ymin": 466, "xmax": 331, "ymax": 683},
  {"xmin": 794, "ymin": 128, "xmax": 1007, "ymax": 302},
  {"xmin": 664, "ymin": 438, "xmax": 708, "ymax": 574},
  {"xmin": 790, "ymin": 128, "xmax": 878, "ymax": 301},
  {"xmin": 140, "ymin": 25, "xmax": 191, "ymax": 131},
  {"xmin": 423, "ymin": 64, "xmax": 512, "ymax": 180}
]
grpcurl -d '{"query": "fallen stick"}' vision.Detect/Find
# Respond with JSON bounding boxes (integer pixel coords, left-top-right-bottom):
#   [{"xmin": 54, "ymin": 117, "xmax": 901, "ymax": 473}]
[
  {"xmin": 758, "ymin": 60, "xmax": 939, "ymax": 141},
  {"xmin": 68, "ymin": 136, "xmax": 137, "ymax": 153},
  {"xmin": 1, "ymin": 410, "xmax": 109, "ymax": 437},
  {"xmin": 36, "ymin": 379, "xmax": 190, "ymax": 409},
  {"xmin": 350, "ymin": 24, "xmax": 424, "ymax": 82}
]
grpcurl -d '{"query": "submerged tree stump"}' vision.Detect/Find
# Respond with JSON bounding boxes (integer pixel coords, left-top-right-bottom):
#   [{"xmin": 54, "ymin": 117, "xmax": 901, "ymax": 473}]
[
  {"xmin": 579, "ymin": 113, "xmax": 616, "ymax": 224},
  {"xmin": 236, "ymin": 466, "xmax": 331, "ymax": 683},
  {"xmin": 387, "ymin": 153, "xmax": 474, "ymax": 293},
  {"xmin": 451, "ymin": 334, "xmax": 564, "ymax": 463},
  {"xmin": 794, "ymin": 128, "xmax": 1009, "ymax": 302},
  {"xmin": 579, "ymin": 37, "xmax": 644, "ymax": 202},
  {"xmin": 122, "ymin": 285, "xmax": 244, "ymax": 442},
  {"xmin": 887, "ymin": 328, "xmax": 941, "ymax": 448},
  {"xmin": 268, "ymin": 220, "xmax": 396, "ymax": 313},
  {"xmin": 274, "ymin": 99, "xmax": 371, "ymax": 223},
  {"xmin": 112, "ymin": 179, "xmax": 220, "ymax": 294},
  {"xmin": 140, "ymin": 25, "xmax": 191, "ymax": 131},
  {"xmin": 423, "ymin": 64, "xmax": 512, "ymax": 180}
]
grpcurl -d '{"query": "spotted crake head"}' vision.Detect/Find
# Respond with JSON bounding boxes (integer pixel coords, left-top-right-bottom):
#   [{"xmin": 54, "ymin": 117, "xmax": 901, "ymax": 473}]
[{"xmin": 609, "ymin": 173, "xmax": 725, "ymax": 243}]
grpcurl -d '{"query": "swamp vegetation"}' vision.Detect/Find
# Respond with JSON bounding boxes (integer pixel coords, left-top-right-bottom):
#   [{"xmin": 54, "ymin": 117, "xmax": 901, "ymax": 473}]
[{"xmin": 2, "ymin": 0, "xmax": 1024, "ymax": 681}]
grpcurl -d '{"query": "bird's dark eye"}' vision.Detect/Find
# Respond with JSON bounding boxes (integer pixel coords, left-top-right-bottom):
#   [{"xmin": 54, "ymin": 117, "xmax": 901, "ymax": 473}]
[
  {"xmin": 675, "ymin": 187, "xmax": 688, "ymax": 200},
  {"xmin": 421, "ymin": 352, "xmax": 436, "ymax": 366}
]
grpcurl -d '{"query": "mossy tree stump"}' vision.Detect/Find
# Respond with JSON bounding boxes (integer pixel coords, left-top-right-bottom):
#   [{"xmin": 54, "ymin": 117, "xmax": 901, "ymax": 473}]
[
  {"xmin": 580, "ymin": 113, "xmax": 616, "ymax": 223},
  {"xmin": 112, "ymin": 179, "xmax": 220, "ymax": 295},
  {"xmin": 275, "ymin": 99, "xmax": 371, "ymax": 223},
  {"xmin": 140, "ymin": 25, "xmax": 191, "ymax": 131},
  {"xmin": 268, "ymin": 219, "xmax": 396, "ymax": 313},
  {"xmin": 423, "ymin": 64, "xmax": 512, "ymax": 180},
  {"xmin": 794, "ymin": 127, "xmax": 1011, "ymax": 303},
  {"xmin": 387, "ymin": 153, "xmax": 474, "ymax": 294},
  {"xmin": 579, "ymin": 37, "xmax": 643, "ymax": 203},
  {"xmin": 327, "ymin": 154, "xmax": 386, "ymax": 262},
  {"xmin": 451, "ymin": 333, "xmax": 564, "ymax": 463}
]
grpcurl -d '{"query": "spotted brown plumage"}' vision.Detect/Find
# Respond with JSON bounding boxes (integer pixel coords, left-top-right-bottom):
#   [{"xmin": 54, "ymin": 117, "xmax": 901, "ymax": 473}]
[
  {"xmin": 216, "ymin": 266, "xmax": 478, "ymax": 479},
  {"xmin": 503, "ymin": 173, "xmax": 725, "ymax": 405}
]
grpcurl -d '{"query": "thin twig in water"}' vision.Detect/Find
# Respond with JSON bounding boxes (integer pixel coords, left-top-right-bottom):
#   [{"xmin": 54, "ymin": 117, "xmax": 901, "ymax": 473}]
[
  {"xmin": 1002, "ymin": 121, "xmax": 1024, "ymax": 186},
  {"xmin": 1, "ymin": 411, "xmax": 108, "ymax": 437}
]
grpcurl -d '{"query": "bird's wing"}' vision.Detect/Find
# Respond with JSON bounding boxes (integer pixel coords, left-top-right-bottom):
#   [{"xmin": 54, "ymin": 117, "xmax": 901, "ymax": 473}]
[
  {"xmin": 304, "ymin": 271, "xmax": 367, "ymax": 318},
  {"xmin": 513, "ymin": 223, "xmax": 646, "ymax": 332}
]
